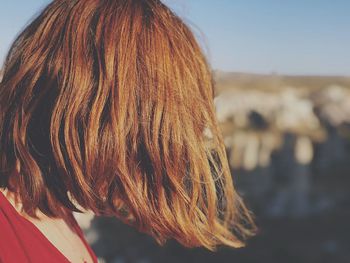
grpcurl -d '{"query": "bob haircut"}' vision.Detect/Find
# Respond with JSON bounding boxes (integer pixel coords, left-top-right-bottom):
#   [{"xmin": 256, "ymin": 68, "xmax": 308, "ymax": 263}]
[{"xmin": 0, "ymin": 0, "xmax": 257, "ymax": 251}]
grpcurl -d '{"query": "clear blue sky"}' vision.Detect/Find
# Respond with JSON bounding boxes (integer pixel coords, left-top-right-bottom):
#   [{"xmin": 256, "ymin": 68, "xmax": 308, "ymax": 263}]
[{"xmin": 1, "ymin": 0, "xmax": 349, "ymax": 76}]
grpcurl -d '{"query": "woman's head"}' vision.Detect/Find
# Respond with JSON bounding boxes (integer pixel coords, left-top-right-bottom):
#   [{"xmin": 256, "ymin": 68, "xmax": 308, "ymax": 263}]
[{"xmin": 0, "ymin": 0, "xmax": 257, "ymax": 251}]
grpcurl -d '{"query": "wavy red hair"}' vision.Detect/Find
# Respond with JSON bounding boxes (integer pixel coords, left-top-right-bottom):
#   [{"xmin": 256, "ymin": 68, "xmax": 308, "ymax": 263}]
[{"xmin": 0, "ymin": 0, "xmax": 257, "ymax": 251}]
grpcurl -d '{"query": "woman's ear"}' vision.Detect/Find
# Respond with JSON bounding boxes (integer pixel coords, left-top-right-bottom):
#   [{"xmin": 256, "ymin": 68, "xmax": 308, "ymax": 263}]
[{"xmin": 15, "ymin": 159, "xmax": 21, "ymax": 173}]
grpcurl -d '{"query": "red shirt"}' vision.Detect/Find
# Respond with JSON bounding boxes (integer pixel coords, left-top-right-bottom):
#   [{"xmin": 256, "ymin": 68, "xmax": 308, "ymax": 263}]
[{"xmin": 0, "ymin": 191, "xmax": 98, "ymax": 263}]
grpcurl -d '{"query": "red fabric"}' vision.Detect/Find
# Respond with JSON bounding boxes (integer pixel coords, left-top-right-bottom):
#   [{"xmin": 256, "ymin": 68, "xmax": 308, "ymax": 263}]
[{"xmin": 0, "ymin": 191, "xmax": 98, "ymax": 263}]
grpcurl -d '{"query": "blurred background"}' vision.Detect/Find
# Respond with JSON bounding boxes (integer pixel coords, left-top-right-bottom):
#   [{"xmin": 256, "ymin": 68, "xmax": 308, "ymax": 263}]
[{"xmin": 1, "ymin": 1, "xmax": 350, "ymax": 263}]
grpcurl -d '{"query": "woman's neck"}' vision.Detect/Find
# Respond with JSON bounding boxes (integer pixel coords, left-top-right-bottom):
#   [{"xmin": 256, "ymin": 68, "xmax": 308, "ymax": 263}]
[{"xmin": 0, "ymin": 187, "xmax": 69, "ymax": 222}]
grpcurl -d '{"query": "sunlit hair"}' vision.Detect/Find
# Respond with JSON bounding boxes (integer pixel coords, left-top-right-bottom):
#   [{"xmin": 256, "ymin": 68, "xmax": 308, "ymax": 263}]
[{"xmin": 0, "ymin": 0, "xmax": 257, "ymax": 251}]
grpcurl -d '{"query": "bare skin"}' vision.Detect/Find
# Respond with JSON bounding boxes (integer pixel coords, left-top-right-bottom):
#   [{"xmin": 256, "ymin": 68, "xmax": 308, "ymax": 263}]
[{"xmin": 0, "ymin": 188, "xmax": 95, "ymax": 263}]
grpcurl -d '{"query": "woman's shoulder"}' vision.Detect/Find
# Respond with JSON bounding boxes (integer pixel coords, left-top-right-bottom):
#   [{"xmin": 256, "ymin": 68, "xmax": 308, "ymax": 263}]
[
  {"xmin": 0, "ymin": 189, "xmax": 35, "ymax": 262},
  {"xmin": 0, "ymin": 189, "xmax": 73, "ymax": 263},
  {"xmin": 0, "ymin": 188, "xmax": 29, "ymax": 241},
  {"xmin": 0, "ymin": 188, "xmax": 19, "ymax": 218}
]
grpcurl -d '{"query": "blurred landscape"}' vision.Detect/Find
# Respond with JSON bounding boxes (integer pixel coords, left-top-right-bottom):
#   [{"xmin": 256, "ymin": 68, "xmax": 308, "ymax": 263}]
[{"xmin": 74, "ymin": 71, "xmax": 350, "ymax": 263}]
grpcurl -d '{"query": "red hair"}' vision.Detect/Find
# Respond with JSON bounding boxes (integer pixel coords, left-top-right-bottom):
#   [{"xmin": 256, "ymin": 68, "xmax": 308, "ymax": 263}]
[{"xmin": 0, "ymin": 0, "xmax": 257, "ymax": 251}]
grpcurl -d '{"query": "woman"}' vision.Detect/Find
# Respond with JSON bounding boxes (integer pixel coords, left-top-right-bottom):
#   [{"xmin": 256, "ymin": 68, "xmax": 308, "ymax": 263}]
[{"xmin": 0, "ymin": 0, "xmax": 257, "ymax": 262}]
